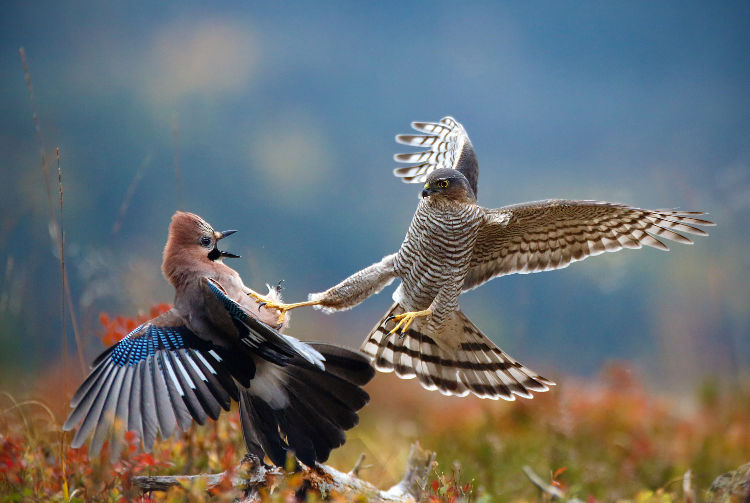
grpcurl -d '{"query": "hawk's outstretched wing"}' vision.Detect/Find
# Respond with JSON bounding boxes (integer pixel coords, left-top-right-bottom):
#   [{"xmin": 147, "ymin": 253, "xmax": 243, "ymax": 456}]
[
  {"xmin": 393, "ymin": 116, "xmax": 479, "ymax": 196},
  {"xmin": 464, "ymin": 199, "xmax": 714, "ymax": 291}
]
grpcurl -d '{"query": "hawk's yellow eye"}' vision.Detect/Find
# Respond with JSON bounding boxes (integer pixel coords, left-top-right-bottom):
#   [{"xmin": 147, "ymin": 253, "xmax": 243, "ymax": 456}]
[{"xmin": 438, "ymin": 180, "xmax": 449, "ymax": 189}]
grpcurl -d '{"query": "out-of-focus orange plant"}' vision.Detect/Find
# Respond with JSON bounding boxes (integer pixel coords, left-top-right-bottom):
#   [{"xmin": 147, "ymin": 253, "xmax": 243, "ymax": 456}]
[{"xmin": 98, "ymin": 303, "xmax": 172, "ymax": 346}]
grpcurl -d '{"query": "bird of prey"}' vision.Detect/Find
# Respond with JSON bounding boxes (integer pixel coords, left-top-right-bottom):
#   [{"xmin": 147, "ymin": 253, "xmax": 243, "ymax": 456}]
[
  {"xmin": 255, "ymin": 117, "xmax": 714, "ymax": 400},
  {"xmin": 63, "ymin": 211, "xmax": 374, "ymax": 467}
]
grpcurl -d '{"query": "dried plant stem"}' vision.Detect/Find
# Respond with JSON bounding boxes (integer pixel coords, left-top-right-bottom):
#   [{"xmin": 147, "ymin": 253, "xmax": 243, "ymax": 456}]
[
  {"xmin": 20, "ymin": 48, "xmax": 85, "ymax": 374},
  {"xmin": 112, "ymin": 153, "xmax": 151, "ymax": 235},
  {"xmin": 56, "ymin": 150, "xmax": 85, "ymax": 374},
  {"xmin": 57, "ymin": 149, "xmax": 68, "ymax": 380}
]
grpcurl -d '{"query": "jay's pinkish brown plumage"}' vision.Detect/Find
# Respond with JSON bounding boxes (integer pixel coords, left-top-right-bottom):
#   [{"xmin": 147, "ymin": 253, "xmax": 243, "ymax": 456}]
[{"xmin": 63, "ymin": 211, "xmax": 374, "ymax": 467}]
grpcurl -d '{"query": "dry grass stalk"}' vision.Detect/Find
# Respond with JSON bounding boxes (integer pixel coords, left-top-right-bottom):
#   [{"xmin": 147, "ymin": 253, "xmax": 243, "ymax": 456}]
[{"xmin": 19, "ymin": 47, "xmax": 86, "ymax": 374}]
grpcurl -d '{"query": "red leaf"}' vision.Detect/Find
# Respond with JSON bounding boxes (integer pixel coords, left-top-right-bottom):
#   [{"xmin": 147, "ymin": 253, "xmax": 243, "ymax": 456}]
[{"xmin": 553, "ymin": 466, "xmax": 567, "ymax": 479}]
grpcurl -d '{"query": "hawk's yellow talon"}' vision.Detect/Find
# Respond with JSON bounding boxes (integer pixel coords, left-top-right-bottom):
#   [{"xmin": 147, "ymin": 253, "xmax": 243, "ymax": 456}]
[
  {"xmin": 248, "ymin": 292, "xmax": 321, "ymax": 326},
  {"xmin": 386, "ymin": 309, "xmax": 432, "ymax": 335},
  {"xmin": 247, "ymin": 291, "xmax": 268, "ymax": 304}
]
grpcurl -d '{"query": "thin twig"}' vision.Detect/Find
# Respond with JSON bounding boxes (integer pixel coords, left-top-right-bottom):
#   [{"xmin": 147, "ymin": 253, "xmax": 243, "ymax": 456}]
[
  {"xmin": 523, "ymin": 465, "xmax": 565, "ymax": 500},
  {"xmin": 57, "ymin": 149, "xmax": 85, "ymax": 374},
  {"xmin": 348, "ymin": 453, "xmax": 367, "ymax": 478},
  {"xmin": 682, "ymin": 469, "xmax": 695, "ymax": 503},
  {"xmin": 112, "ymin": 153, "xmax": 151, "ymax": 235},
  {"xmin": 57, "ymin": 148, "xmax": 68, "ymax": 383}
]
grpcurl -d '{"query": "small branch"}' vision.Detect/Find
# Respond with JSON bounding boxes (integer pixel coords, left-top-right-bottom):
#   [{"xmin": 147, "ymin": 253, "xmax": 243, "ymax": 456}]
[
  {"xmin": 384, "ymin": 442, "xmax": 436, "ymax": 500},
  {"xmin": 682, "ymin": 469, "xmax": 695, "ymax": 503},
  {"xmin": 133, "ymin": 472, "xmax": 235, "ymax": 492},
  {"xmin": 133, "ymin": 443, "xmax": 436, "ymax": 502},
  {"xmin": 523, "ymin": 465, "xmax": 565, "ymax": 500},
  {"xmin": 133, "ymin": 454, "xmax": 276, "ymax": 493},
  {"xmin": 348, "ymin": 453, "xmax": 367, "ymax": 478}
]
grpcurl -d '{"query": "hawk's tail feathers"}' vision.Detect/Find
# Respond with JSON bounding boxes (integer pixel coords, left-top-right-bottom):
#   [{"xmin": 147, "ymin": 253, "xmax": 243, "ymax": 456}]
[{"xmin": 361, "ymin": 303, "xmax": 554, "ymax": 400}]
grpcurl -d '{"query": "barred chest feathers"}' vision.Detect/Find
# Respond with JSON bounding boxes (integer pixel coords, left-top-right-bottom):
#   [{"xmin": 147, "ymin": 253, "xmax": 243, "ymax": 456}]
[{"xmin": 393, "ymin": 198, "xmax": 483, "ymax": 309}]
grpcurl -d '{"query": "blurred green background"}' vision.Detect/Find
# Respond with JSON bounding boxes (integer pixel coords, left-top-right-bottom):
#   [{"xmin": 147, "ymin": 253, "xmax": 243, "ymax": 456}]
[{"xmin": 1, "ymin": 1, "xmax": 748, "ymax": 399}]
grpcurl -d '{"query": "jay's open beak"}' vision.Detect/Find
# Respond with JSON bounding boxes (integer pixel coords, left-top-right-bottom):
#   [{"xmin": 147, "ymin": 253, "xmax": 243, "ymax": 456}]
[
  {"xmin": 217, "ymin": 230, "xmax": 237, "ymax": 239},
  {"xmin": 213, "ymin": 229, "xmax": 240, "ymax": 259}
]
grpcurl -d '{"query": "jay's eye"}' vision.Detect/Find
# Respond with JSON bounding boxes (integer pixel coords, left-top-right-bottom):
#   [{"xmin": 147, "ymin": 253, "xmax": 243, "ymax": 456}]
[
  {"xmin": 200, "ymin": 236, "xmax": 212, "ymax": 247},
  {"xmin": 438, "ymin": 180, "xmax": 450, "ymax": 189}
]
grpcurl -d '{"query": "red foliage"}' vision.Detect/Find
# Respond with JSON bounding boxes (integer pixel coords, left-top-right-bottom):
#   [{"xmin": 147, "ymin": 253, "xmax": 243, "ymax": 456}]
[
  {"xmin": 427, "ymin": 472, "xmax": 474, "ymax": 502},
  {"xmin": 0, "ymin": 435, "xmax": 26, "ymax": 484},
  {"xmin": 98, "ymin": 303, "xmax": 172, "ymax": 345},
  {"xmin": 551, "ymin": 466, "xmax": 568, "ymax": 490}
]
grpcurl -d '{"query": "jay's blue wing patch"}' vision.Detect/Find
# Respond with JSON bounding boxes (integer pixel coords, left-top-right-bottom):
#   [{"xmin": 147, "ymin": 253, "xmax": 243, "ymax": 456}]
[
  {"xmin": 63, "ymin": 309, "xmax": 242, "ymax": 459},
  {"xmin": 96, "ymin": 324, "xmax": 193, "ymax": 367}
]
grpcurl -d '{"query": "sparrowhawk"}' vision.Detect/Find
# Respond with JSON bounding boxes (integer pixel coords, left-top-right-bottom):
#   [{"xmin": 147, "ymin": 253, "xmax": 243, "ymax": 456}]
[{"xmin": 255, "ymin": 117, "xmax": 714, "ymax": 400}]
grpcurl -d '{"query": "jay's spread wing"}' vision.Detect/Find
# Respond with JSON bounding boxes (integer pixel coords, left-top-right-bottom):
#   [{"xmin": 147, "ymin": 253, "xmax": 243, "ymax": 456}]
[
  {"xmin": 393, "ymin": 116, "xmax": 479, "ymax": 196},
  {"xmin": 202, "ymin": 278, "xmax": 325, "ymax": 369},
  {"xmin": 62, "ymin": 309, "xmax": 249, "ymax": 458},
  {"xmin": 464, "ymin": 199, "xmax": 714, "ymax": 291},
  {"xmin": 64, "ymin": 283, "xmax": 367, "ymax": 466}
]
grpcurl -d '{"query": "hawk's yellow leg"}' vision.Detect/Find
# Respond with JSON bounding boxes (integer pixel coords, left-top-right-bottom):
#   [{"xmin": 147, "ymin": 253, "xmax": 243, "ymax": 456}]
[
  {"xmin": 248, "ymin": 291, "xmax": 321, "ymax": 326},
  {"xmin": 386, "ymin": 309, "xmax": 432, "ymax": 336}
]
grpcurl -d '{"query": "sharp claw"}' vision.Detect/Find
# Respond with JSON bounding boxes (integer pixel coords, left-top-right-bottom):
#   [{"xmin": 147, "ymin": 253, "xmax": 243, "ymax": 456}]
[
  {"xmin": 258, "ymin": 302, "xmax": 267, "ymax": 311},
  {"xmin": 384, "ymin": 315, "xmax": 396, "ymax": 325}
]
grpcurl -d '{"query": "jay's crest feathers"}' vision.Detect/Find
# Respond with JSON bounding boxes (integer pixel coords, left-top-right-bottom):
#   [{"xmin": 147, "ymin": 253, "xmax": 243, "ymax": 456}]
[{"xmin": 162, "ymin": 211, "xmax": 240, "ymax": 288}]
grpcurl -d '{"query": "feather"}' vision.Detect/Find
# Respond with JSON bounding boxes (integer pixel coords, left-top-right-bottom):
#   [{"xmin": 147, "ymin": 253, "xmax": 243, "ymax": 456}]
[
  {"xmin": 140, "ymin": 359, "xmax": 159, "ymax": 451},
  {"xmin": 362, "ymin": 305, "xmax": 552, "ymax": 400},
  {"xmin": 465, "ymin": 201, "xmax": 714, "ymax": 291},
  {"xmin": 152, "ymin": 353, "xmax": 178, "ymax": 438},
  {"xmin": 393, "ymin": 116, "xmax": 478, "ymax": 196}
]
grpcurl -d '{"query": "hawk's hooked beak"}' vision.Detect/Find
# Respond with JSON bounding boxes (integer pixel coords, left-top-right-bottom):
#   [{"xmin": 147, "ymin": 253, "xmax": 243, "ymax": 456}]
[
  {"xmin": 211, "ymin": 229, "xmax": 240, "ymax": 259},
  {"xmin": 421, "ymin": 185, "xmax": 437, "ymax": 198}
]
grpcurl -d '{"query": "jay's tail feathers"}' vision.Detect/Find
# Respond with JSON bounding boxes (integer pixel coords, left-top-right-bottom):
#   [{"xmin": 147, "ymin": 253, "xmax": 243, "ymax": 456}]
[
  {"xmin": 361, "ymin": 302, "xmax": 554, "ymax": 400},
  {"xmin": 239, "ymin": 343, "xmax": 374, "ymax": 467}
]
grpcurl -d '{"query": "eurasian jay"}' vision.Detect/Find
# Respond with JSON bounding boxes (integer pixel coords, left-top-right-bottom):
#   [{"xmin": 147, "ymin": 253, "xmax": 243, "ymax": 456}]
[{"xmin": 63, "ymin": 211, "xmax": 374, "ymax": 467}]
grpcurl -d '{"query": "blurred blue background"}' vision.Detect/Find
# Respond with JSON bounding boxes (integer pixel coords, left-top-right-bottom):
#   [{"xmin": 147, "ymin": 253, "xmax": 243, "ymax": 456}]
[{"xmin": 1, "ymin": 1, "xmax": 748, "ymax": 396}]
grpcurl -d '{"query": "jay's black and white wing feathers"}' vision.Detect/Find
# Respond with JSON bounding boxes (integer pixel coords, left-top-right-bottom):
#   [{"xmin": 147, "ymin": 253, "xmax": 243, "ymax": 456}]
[{"xmin": 62, "ymin": 309, "xmax": 242, "ymax": 458}]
